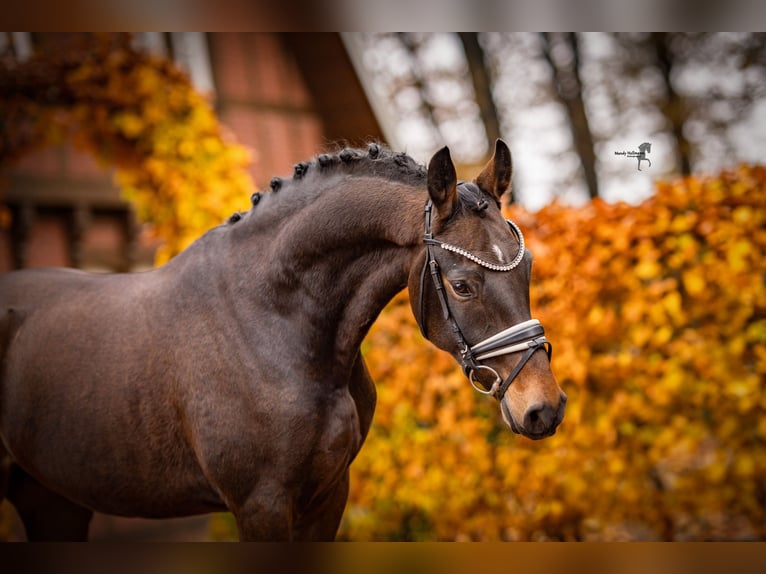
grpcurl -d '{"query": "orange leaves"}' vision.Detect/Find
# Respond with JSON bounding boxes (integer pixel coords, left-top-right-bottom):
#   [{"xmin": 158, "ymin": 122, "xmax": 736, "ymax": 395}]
[
  {"xmin": 342, "ymin": 165, "xmax": 766, "ymax": 540},
  {"xmin": 682, "ymin": 268, "xmax": 706, "ymax": 297},
  {"xmin": 1, "ymin": 35, "xmax": 255, "ymax": 264}
]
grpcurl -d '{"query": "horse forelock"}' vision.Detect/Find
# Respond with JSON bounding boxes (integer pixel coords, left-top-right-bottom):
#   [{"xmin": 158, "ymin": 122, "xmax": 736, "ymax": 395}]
[{"xmin": 455, "ymin": 181, "xmax": 494, "ymax": 216}]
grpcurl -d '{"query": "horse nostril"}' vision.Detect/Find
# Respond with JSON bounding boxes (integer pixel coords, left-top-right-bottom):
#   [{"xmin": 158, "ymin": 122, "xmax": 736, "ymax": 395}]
[{"xmin": 523, "ymin": 402, "xmax": 555, "ymax": 431}]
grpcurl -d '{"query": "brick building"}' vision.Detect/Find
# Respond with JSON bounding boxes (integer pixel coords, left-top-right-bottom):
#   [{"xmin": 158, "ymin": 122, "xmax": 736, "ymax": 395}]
[
  {"xmin": 0, "ymin": 32, "xmax": 385, "ymax": 541},
  {"xmin": 0, "ymin": 33, "xmax": 384, "ymax": 274}
]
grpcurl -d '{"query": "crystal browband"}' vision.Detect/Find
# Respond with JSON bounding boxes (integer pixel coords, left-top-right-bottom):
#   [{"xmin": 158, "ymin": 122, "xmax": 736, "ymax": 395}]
[{"xmin": 423, "ymin": 219, "xmax": 526, "ymax": 272}]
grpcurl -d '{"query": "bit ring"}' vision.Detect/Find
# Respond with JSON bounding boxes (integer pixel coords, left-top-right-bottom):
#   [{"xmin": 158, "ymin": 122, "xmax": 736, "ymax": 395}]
[{"xmin": 469, "ymin": 365, "xmax": 502, "ymax": 396}]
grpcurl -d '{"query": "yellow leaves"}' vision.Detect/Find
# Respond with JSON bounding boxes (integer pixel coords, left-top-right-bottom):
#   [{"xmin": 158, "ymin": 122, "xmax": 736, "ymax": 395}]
[
  {"xmin": 732, "ymin": 205, "xmax": 755, "ymax": 225},
  {"xmin": 669, "ymin": 210, "xmax": 698, "ymax": 233},
  {"xmin": 110, "ymin": 57, "xmax": 253, "ymax": 259},
  {"xmin": 344, "ymin": 164, "xmax": 766, "ymax": 541},
  {"xmin": 733, "ymin": 453, "xmax": 756, "ymax": 478},
  {"xmin": 653, "ymin": 325, "xmax": 673, "ymax": 346},
  {"xmin": 586, "ymin": 304, "xmax": 605, "ymax": 327},
  {"xmin": 682, "ymin": 268, "xmax": 706, "ymax": 296},
  {"xmin": 134, "ymin": 64, "xmax": 162, "ymax": 96},
  {"xmin": 113, "ymin": 111, "xmax": 144, "ymax": 139},
  {"xmin": 201, "ymin": 136, "xmax": 223, "ymax": 156},
  {"xmin": 2, "ymin": 37, "xmax": 256, "ymax": 263},
  {"xmin": 635, "ymin": 259, "xmax": 662, "ymax": 280},
  {"xmin": 746, "ymin": 320, "xmax": 766, "ymax": 344},
  {"xmin": 662, "ymin": 291, "xmax": 683, "ymax": 324},
  {"xmin": 726, "ymin": 239, "xmax": 752, "ymax": 273},
  {"xmin": 705, "ymin": 455, "xmax": 729, "ymax": 485}
]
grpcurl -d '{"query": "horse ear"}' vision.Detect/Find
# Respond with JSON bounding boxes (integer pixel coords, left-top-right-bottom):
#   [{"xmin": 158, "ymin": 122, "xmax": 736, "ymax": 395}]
[
  {"xmin": 476, "ymin": 139, "xmax": 513, "ymax": 204},
  {"xmin": 427, "ymin": 146, "xmax": 458, "ymax": 221}
]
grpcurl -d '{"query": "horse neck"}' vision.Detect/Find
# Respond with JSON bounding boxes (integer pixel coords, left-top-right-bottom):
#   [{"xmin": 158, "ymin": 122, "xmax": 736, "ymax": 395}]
[{"xmin": 231, "ymin": 175, "xmax": 426, "ymax": 374}]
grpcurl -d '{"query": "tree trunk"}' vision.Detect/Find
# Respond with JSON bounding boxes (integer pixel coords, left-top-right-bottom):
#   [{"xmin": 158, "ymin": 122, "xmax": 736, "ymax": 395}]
[
  {"xmin": 540, "ymin": 32, "xmax": 600, "ymax": 200},
  {"xmin": 458, "ymin": 33, "xmax": 502, "ymax": 147},
  {"xmin": 651, "ymin": 33, "xmax": 692, "ymax": 175}
]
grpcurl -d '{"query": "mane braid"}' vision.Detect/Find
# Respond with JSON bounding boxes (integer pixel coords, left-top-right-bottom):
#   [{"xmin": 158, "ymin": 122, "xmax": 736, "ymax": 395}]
[
  {"xmin": 232, "ymin": 144, "xmax": 427, "ymax": 223},
  {"xmin": 284, "ymin": 143, "xmax": 427, "ymax": 189}
]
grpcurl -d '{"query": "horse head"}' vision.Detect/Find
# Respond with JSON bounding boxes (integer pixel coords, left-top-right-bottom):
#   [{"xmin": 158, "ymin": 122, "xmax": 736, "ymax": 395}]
[{"xmin": 409, "ymin": 140, "xmax": 566, "ymax": 440}]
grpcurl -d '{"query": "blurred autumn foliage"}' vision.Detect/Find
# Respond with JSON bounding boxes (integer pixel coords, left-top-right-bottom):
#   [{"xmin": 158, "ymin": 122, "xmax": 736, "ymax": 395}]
[
  {"xmin": 2, "ymin": 36, "xmax": 764, "ymax": 541},
  {"xmin": 0, "ymin": 34, "xmax": 254, "ymax": 263},
  {"xmin": 341, "ymin": 165, "xmax": 766, "ymax": 540}
]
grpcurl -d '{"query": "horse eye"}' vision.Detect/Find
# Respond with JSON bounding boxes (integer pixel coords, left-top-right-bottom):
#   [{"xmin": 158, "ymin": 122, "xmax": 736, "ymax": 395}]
[{"xmin": 451, "ymin": 281, "xmax": 473, "ymax": 298}]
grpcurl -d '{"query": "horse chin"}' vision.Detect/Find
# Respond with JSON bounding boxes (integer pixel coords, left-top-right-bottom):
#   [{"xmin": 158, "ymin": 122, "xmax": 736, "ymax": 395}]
[{"xmin": 500, "ymin": 399, "xmax": 521, "ymax": 435}]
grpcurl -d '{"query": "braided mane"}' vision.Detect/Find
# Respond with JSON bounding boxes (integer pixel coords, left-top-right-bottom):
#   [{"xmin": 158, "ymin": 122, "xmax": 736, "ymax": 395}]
[
  {"xmin": 227, "ymin": 143, "xmax": 489, "ymax": 224},
  {"xmin": 281, "ymin": 143, "xmax": 427, "ymax": 188},
  {"xmin": 227, "ymin": 143, "xmax": 426, "ymax": 223}
]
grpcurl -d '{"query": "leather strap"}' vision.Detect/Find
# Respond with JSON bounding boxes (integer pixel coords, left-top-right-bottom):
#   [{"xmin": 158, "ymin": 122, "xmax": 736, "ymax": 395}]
[
  {"xmin": 496, "ymin": 338, "xmax": 551, "ymax": 399},
  {"xmin": 416, "ymin": 197, "xmax": 551, "ymax": 401}
]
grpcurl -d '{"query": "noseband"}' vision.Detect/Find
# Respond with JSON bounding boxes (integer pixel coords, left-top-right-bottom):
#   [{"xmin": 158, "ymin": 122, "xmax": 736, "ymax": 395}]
[{"xmin": 417, "ymin": 185, "xmax": 552, "ymax": 401}]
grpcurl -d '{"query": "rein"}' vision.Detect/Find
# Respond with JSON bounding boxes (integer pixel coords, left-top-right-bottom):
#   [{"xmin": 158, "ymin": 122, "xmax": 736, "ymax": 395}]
[{"xmin": 417, "ymin": 186, "xmax": 552, "ymax": 401}]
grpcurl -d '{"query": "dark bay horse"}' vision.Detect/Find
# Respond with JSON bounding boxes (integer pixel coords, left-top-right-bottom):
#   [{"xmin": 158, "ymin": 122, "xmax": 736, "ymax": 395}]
[{"xmin": 0, "ymin": 140, "xmax": 566, "ymax": 541}]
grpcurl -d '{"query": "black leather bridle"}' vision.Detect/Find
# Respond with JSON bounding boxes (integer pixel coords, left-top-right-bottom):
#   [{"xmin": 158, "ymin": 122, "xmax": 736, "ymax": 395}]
[{"xmin": 416, "ymin": 186, "xmax": 552, "ymax": 401}]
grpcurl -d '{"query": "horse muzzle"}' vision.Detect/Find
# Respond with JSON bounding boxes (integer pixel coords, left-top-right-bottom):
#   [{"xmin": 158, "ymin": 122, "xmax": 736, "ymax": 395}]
[{"xmin": 501, "ymin": 391, "xmax": 567, "ymax": 440}]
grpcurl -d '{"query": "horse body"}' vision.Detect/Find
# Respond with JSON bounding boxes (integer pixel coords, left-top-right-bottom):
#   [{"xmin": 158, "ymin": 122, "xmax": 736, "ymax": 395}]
[
  {"xmin": 0, "ymin": 169, "xmax": 418, "ymax": 540},
  {"xmin": 1, "ymin": 269, "xmax": 216, "ymax": 517},
  {"xmin": 0, "ymin": 142, "xmax": 565, "ymax": 540}
]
